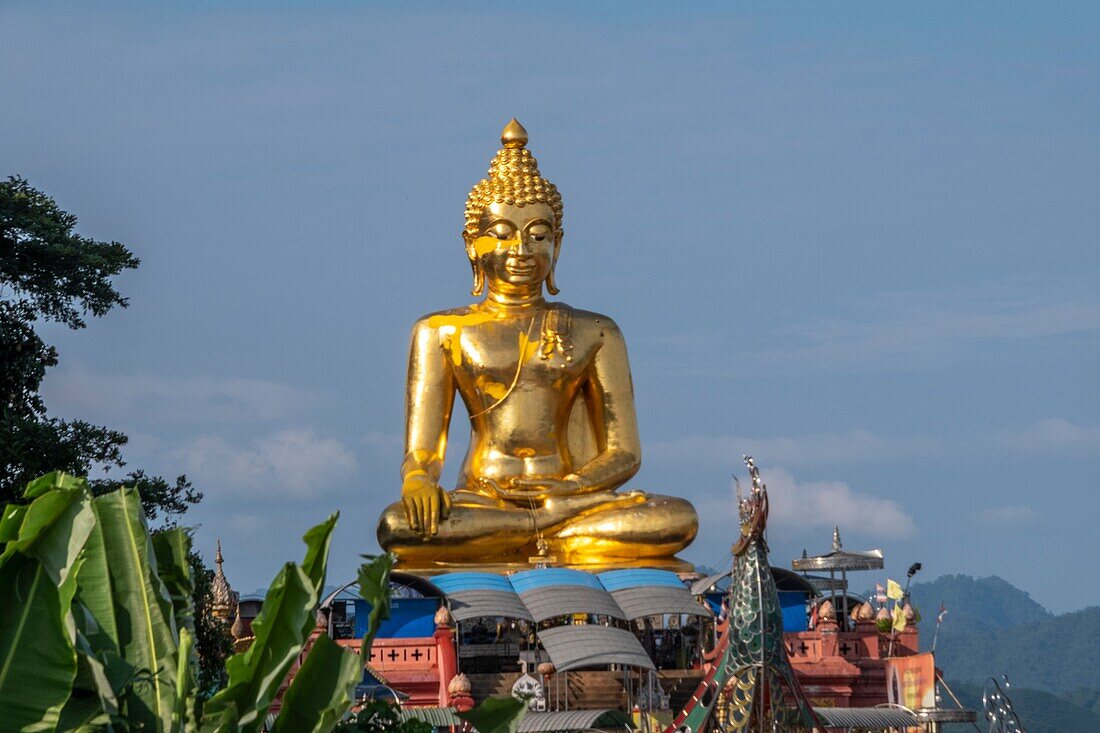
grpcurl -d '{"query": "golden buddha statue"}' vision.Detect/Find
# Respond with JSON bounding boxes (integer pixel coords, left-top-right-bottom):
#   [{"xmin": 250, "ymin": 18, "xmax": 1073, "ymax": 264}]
[{"xmin": 376, "ymin": 120, "xmax": 698, "ymax": 571}]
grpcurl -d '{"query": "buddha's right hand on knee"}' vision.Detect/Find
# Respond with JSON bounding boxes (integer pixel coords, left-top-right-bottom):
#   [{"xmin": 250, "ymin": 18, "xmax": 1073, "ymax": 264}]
[{"xmin": 401, "ymin": 470, "xmax": 453, "ymax": 538}]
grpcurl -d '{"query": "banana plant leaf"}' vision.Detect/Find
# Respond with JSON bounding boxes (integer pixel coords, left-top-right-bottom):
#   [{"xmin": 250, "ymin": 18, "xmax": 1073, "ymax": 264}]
[
  {"xmin": 152, "ymin": 528, "xmax": 196, "ymax": 638},
  {"xmin": 0, "ymin": 553, "xmax": 81, "ymax": 731},
  {"xmin": 173, "ymin": 627, "xmax": 199, "ymax": 733},
  {"xmin": 83, "ymin": 488, "xmax": 180, "ymax": 732},
  {"xmin": 270, "ymin": 633, "xmax": 360, "ymax": 733},
  {"xmin": 356, "ymin": 552, "xmax": 395, "ymax": 657},
  {"xmin": 456, "ymin": 696, "xmax": 527, "ymax": 733},
  {"xmin": 201, "ymin": 514, "xmax": 338, "ymax": 733},
  {"xmin": 0, "ymin": 473, "xmax": 94, "ymax": 731},
  {"xmin": 0, "ymin": 471, "xmax": 94, "ymax": 583}
]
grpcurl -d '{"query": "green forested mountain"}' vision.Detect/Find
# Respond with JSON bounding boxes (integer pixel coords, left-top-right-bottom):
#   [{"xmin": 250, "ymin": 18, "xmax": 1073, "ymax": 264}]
[
  {"xmin": 933, "ymin": 607, "xmax": 1100, "ymax": 694},
  {"xmin": 903, "ymin": 574, "xmax": 1100, "ymax": 732},
  {"xmin": 910, "ymin": 574, "xmax": 1052, "ymax": 638},
  {"xmin": 945, "ymin": 680, "xmax": 1100, "ymax": 733}
]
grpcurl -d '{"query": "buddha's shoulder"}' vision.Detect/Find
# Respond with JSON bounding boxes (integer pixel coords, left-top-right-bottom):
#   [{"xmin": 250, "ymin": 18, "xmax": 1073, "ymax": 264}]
[
  {"xmin": 557, "ymin": 305, "xmax": 625, "ymax": 340},
  {"xmin": 410, "ymin": 305, "xmax": 487, "ymax": 333}
]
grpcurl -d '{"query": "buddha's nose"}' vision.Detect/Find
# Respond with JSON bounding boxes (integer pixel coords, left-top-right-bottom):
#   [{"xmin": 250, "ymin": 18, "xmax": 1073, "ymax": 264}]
[{"xmin": 510, "ymin": 235, "xmax": 532, "ymax": 256}]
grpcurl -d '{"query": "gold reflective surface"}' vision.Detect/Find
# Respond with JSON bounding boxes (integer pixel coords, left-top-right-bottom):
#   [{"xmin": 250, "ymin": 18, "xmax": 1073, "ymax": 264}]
[{"xmin": 376, "ymin": 120, "xmax": 698, "ymax": 571}]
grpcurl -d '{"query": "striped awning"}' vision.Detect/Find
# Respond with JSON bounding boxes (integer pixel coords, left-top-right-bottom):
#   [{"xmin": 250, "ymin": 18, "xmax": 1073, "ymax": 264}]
[
  {"xmin": 397, "ymin": 707, "xmax": 460, "ymax": 726},
  {"xmin": 431, "ymin": 568, "xmax": 714, "ymax": 623},
  {"xmin": 537, "ymin": 625, "xmax": 654, "ymax": 672},
  {"xmin": 814, "ymin": 706, "xmax": 919, "ymax": 728},
  {"xmin": 517, "ymin": 709, "xmax": 634, "ymax": 731},
  {"xmin": 513, "ymin": 568, "xmax": 626, "ymax": 621},
  {"xmin": 599, "ymin": 569, "xmax": 711, "ymax": 620},
  {"xmin": 431, "ymin": 572, "xmax": 533, "ymax": 622}
]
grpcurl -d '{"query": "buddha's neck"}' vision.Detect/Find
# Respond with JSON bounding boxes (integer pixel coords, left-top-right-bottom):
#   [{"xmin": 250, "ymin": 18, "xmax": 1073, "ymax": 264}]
[{"xmin": 485, "ymin": 287, "xmax": 545, "ymax": 310}]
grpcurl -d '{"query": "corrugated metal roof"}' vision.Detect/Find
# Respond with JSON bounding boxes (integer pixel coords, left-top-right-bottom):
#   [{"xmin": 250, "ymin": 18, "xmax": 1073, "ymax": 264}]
[
  {"xmin": 538, "ymin": 625, "xmax": 654, "ymax": 671},
  {"xmin": 608, "ymin": 586, "xmax": 711, "ymax": 620},
  {"xmin": 511, "ymin": 568, "xmax": 605, "ymax": 592},
  {"xmin": 432, "ymin": 572, "xmax": 516, "ymax": 593},
  {"xmin": 397, "ymin": 707, "xmax": 460, "ymax": 726},
  {"xmin": 517, "ymin": 709, "xmax": 634, "ymax": 731},
  {"xmin": 689, "ymin": 569, "xmax": 730, "ymax": 596},
  {"xmin": 598, "ymin": 569, "xmax": 685, "ymax": 591},
  {"xmin": 814, "ymin": 706, "xmax": 919, "ymax": 728},
  {"xmin": 520, "ymin": 585, "xmax": 626, "ymax": 622},
  {"xmin": 431, "ymin": 568, "xmax": 710, "ymax": 623},
  {"xmin": 447, "ymin": 589, "xmax": 533, "ymax": 622}
]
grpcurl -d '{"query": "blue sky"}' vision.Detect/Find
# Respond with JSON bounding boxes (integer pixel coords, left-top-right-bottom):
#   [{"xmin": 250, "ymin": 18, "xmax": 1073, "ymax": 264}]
[{"xmin": 2, "ymin": 2, "xmax": 1098, "ymax": 612}]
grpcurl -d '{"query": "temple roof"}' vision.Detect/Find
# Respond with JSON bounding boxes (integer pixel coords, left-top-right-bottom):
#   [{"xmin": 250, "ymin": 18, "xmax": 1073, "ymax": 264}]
[
  {"xmin": 791, "ymin": 526, "xmax": 884, "ymax": 572},
  {"xmin": 210, "ymin": 539, "xmax": 236, "ymax": 616},
  {"xmin": 431, "ymin": 568, "xmax": 711, "ymax": 622},
  {"xmin": 537, "ymin": 625, "xmax": 654, "ymax": 672},
  {"xmin": 518, "ymin": 709, "xmax": 635, "ymax": 731}
]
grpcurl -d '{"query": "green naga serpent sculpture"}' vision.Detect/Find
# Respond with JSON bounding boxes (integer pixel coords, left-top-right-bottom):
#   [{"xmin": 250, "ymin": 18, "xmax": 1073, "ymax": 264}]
[{"xmin": 665, "ymin": 456, "xmax": 824, "ymax": 733}]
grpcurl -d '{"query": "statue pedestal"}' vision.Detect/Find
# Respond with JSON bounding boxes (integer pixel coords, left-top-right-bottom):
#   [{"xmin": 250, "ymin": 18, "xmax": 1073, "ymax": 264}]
[{"xmin": 394, "ymin": 556, "xmax": 695, "ymax": 576}]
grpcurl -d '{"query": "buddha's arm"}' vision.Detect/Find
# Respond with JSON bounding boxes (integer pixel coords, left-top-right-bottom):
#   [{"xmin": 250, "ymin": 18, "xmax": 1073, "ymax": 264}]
[
  {"xmin": 568, "ymin": 323, "xmax": 642, "ymax": 492},
  {"xmin": 400, "ymin": 318, "xmax": 455, "ymax": 535}
]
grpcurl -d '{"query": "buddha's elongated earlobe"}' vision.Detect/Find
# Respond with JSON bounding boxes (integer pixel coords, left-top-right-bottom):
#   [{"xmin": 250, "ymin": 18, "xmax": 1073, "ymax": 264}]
[
  {"xmin": 470, "ymin": 259, "xmax": 484, "ymax": 296},
  {"xmin": 546, "ymin": 230, "xmax": 563, "ymax": 295},
  {"xmin": 465, "ymin": 231, "xmax": 484, "ymax": 296}
]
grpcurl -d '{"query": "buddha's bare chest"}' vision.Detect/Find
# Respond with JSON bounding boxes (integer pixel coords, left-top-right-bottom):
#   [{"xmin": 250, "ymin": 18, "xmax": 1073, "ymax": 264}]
[{"xmin": 441, "ymin": 323, "xmax": 594, "ymax": 394}]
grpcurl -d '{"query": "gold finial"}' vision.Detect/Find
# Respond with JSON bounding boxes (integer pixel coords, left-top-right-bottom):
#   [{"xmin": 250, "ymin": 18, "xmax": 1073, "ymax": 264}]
[
  {"xmin": 216, "ymin": 538, "xmax": 224, "ymax": 566},
  {"xmin": 501, "ymin": 118, "xmax": 528, "ymax": 149}
]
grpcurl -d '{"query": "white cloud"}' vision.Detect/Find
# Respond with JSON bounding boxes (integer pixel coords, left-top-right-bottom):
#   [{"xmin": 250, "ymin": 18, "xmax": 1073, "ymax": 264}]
[
  {"xmin": 43, "ymin": 367, "xmax": 316, "ymax": 425},
  {"xmin": 172, "ymin": 428, "xmax": 357, "ymax": 498},
  {"xmin": 993, "ymin": 418, "xmax": 1100, "ymax": 452},
  {"xmin": 977, "ymin": 504, "xmax": 1038, "ymax": 527},
  {"xmin": 699, "ymin": 466, "xmax": 916, "ymax": 539},
  {"xmin": 649, "ymin": 429, "xmax": 938, "ymax": 466}
]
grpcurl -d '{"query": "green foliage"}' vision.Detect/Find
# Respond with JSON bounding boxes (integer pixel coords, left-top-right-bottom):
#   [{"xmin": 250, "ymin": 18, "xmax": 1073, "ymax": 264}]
[
  {"xmin": 0, "ymin": 176, "xmax": 221, "ymax": 702},
  {"xmin": 201, "ymin": 515, "xmax": 339, "ymax": 733},
  {"xmin": 456, "ymin": 696, "xmax": 528, "ymax": 733},
  {"xmin": 0, "ymin": 175, "xmax": 138, "ymax": 329},
  {"xmin": 0, "ymin": 472, "xmax": 94, "ymax": 729},
  {"xmin": 334, "ymin": 699, "xmax": 431, "ymax": 733},
  {"xmin": 875, "ymin": 617, "xmax": 893, "ymax": 634},
  {"xmin": 272, "ymin": 634, "xmax": 361, "ymax": 733},
  {"xmin": 357, "ymin": 552, "xmax": 396, "ymax": 655},
  {"xmin": 1, "ymin": 471, "xmax": 534, "ymax": 733},
  {"xmin": 0, "ymin": 174, "xmax": 201, "ymax": 545},
  {"xmin": 191, "ymin": 547, "xmax": 233, "ymax": 699},
  {"xmin": 0, "ymin": 176, "xmax": 143, "ymax": 506},
  {"xmin": 0, "ymin": 473, "xmax": 360, "ymax": 733}
]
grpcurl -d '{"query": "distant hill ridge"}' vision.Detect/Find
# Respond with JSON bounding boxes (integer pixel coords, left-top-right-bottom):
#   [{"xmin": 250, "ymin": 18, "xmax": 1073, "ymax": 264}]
[
  {"xmin": 910, "ymin": 574, "xmax": 1052, "ymax": 638},
  {"xmin": 899, "ymin": 574, "xmax": 1100, "ymax": 732}
]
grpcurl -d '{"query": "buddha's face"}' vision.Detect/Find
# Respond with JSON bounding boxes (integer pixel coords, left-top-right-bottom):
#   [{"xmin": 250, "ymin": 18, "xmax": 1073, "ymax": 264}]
[{"xmin": 467, "ymin": 202, "xmax": 560, "ymax": 295}]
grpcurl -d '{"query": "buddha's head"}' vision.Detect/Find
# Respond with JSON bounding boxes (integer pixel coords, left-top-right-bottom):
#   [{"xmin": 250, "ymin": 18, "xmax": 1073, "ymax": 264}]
[{"xmin": 464, "ymin": 119, "xmax": 564, "ymax": 297}]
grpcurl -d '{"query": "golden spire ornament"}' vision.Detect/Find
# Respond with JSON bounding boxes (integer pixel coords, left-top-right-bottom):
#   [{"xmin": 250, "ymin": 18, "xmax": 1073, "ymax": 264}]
[{"xmin": 501, "ymin": 118, "xmax": 528, "ymax": 148}]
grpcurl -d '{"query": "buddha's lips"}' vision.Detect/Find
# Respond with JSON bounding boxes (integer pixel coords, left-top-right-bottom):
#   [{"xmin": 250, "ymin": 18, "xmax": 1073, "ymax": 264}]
[{"xmin": 505, "ymin": 260, "xmax": 535, "ymax": 276}]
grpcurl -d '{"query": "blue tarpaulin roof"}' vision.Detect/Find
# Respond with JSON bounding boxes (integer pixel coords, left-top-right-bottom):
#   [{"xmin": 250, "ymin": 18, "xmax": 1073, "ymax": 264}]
[
  {"xmin": 510, "ymin": 567, "xmax": 606, "ymax": 592},
  {"xmin": 597, "ymin": 568, "xmax": 685, "ymax": 591}
]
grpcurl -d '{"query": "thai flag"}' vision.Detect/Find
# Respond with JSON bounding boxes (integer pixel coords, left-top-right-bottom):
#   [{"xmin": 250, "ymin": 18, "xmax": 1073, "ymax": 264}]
[{"xmin": 876, "ymin": 583, "xmax": 887, "ymax": 605}]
